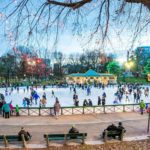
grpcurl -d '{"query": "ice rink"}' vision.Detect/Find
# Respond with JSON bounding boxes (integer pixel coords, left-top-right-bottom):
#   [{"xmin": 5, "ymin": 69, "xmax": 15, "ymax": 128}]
[{"xmin": 1, "ymin": 85, "xmax": 150, "ymax": 107}]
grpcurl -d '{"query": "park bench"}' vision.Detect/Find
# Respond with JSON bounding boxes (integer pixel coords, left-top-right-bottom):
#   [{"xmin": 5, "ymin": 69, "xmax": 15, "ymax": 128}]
[
  {"xmin": 44, "ymin": 133, "xmax": 87, "ymax": 146},
  {"xmin": 0, "ymin": 134, "xmax": 26, "ymax": 147},
  {"xmin": 103, "ymin": 129, "xmax": 125, "ymax": 142}
]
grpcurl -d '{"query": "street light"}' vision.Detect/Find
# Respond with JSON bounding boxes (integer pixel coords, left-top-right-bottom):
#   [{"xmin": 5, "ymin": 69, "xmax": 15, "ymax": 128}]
[
  {"xmin": 125, "ymin": 61, "xmax": 134, "ymax": 71},
  {"xmin": 124, "ymin": 61, "xmax": 134, "ymax": 82}
]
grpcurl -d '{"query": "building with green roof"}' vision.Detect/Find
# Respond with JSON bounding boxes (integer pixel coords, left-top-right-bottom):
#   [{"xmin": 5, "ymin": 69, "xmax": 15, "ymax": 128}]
[{"xmin": 66, "ymin": 69, "xmax": 117, "ymax": 84}]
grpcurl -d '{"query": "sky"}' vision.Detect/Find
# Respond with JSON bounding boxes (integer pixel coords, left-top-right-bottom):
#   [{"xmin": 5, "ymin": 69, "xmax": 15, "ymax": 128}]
[{"xmin": 0, "ymin": 0, "xmax": 150, "ymax": 63}]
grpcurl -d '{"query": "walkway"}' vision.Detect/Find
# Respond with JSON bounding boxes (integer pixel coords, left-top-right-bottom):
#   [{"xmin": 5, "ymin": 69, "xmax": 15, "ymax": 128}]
[{"xmin": 0, "ymin": 112, "xmax": 149, "ymax": 144}]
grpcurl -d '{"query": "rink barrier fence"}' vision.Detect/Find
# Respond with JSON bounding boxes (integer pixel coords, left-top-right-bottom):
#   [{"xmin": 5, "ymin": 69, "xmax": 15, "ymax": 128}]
[{"xmin": 8, "ymin": 103, "xmax": 150, "ymax": 116}]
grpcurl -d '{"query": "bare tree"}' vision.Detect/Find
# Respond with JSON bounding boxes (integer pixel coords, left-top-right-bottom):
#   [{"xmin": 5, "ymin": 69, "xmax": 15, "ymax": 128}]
[{"xmin": 0, "ymin": 0, "xmax": 150, "ymax": 54}]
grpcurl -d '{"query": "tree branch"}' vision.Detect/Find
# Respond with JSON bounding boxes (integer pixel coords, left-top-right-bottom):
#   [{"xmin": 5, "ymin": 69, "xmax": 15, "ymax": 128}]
[
  {"xmin": 47, "ymin": 0, "xmax": 92, "ymax": 9},
  {"xmin": 126, "ymin": 0, "xmax": 150, "ymax": 9}
]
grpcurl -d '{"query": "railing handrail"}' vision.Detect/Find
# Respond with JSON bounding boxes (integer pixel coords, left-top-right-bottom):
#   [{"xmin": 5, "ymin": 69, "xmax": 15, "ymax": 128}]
[{"xmin": 16, "ymin": 103, "xmax": 149, "ymax": 109}]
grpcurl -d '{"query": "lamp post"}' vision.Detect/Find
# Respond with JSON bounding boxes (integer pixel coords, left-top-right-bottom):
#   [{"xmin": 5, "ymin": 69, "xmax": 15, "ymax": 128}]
[{"xmin": 147, "ymin": 108, "xmax": 150, "ymax": 133}]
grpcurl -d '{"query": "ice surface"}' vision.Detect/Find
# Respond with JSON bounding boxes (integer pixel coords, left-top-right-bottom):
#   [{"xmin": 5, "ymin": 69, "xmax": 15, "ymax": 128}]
[{"xmin": 1, "ymin": 85, "xmax": 150, "ymax": 107}]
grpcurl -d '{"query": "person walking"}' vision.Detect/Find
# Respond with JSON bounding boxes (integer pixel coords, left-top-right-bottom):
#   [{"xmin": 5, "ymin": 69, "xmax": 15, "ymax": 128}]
[
  {"xmin": 139, "ymin": 100, "xmax": 146, "ymax": 115},
  {"xmin": 54, "ymin": 98, "xmax": 61, "ymax": 119}
]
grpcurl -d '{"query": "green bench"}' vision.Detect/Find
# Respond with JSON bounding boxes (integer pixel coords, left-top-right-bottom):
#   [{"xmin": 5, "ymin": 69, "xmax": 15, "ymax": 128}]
[
  {"xmin": 0, "ymin": 135, "xmax": 26, "ymax": 147},
  {"xmin": 103, "ymin": 129, "xmax": 125, "ymax": 142},
  {"xmin": 44, "ymin": 133, "xmax": 87, "ymax": 146}
]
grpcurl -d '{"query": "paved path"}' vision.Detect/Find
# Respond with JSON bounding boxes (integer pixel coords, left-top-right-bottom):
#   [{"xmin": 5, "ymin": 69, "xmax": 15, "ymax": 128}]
[{"xmin": 0, "ymin": 112, "xmax": 149, "ymax": 144}]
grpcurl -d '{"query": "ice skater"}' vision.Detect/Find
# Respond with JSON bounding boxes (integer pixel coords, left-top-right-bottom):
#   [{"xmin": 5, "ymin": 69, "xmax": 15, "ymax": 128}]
[
  {"xmin": 52, "ymin": 90, "xmax": 55, "ymax": 98},
  {"xmin": 87, "ymin": 87, "xmax": 91, "ymax": 96}
]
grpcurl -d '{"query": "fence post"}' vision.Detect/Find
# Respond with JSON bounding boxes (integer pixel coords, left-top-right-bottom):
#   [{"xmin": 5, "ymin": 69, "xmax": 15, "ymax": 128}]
[
  {"xmin": 103, "ymin": 105, "xmax": 106, "ymax": 114},
  {"xmin": 93, "ymin": 106, "xmax": 95, "ymax": 113},
  {"xmin": 72, "ymin": 107, "xmax": 73, "ymax": 115},
  {"xmin": 133, "ymin": 105, "xmax": 135, "ymax": 112},
  {"xmin": 123, "ymin": 105, "xmax": 125, "ymax": 112},
  {"xmin": 83, "ymin": 107, "xmax": 85, "ymax": 114},
  {"xmin": 50, "ymin": 108, "xmax": 52, "ymax": 116},
  {"xmin": 28, "ymin": 107, "xmax": 30, "ymax": 116},
  {"xmin": 39, "ymin": 107, "xmax": 41, "ymax": 116},
  {"xmin": 61, "ymin": 107, "xmax": 63, "ymax": 115}
]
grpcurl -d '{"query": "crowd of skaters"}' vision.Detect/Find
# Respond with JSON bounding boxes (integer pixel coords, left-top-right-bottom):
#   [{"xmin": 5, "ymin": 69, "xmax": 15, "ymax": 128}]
[
  {"xmin": 71, "ymin": 83, "xmax": 150, "ymax": 107},
  {"xmin": 0, "ymin": 85, "xmax": 61, "ymax": 119}
]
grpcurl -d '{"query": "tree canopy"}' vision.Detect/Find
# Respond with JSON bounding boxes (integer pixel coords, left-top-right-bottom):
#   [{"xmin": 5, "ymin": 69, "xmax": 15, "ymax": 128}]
[
  {"xmin": 107, "ymin": 61, "xmax": 121, "ymax": 75},
  {"xmin": 144, "ymin": 59, "xmax": 150, "ymax": 74}
]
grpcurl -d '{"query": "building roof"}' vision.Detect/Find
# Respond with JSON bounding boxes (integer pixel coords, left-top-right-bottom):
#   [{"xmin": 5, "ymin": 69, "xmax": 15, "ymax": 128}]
[
  {"xmin": 68, "ymin": 69, "xmax": 114, "ymax": 77},
  {"xmin": 84, "ymin": 69, "xmax": 100, "ymax": 77}
]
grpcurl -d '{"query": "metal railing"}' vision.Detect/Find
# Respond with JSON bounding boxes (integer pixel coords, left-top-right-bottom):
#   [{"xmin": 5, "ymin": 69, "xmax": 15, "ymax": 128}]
[{"xmin": 9, "ymin": 103, "xmax": 147, "ymax": 116}]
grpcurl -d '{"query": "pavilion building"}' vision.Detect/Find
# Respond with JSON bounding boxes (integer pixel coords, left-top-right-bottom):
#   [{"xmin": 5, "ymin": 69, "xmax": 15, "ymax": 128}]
[{"xmin": 66, "ymin": 69, "xmax": 117, "ymax": 85}]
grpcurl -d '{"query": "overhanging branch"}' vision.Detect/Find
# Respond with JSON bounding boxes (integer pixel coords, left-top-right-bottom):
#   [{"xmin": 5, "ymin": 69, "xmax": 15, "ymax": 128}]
[{"xmin": 47, "ymin": 0, "xmax": 92, "ymax": 9}]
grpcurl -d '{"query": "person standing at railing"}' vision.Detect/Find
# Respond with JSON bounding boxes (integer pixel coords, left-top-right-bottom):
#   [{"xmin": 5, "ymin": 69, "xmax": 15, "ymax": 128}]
[
  {"xmin": 16, "ymin": 104, "xmax": 20, "ymax": 116},
  {"xmin": 41, "ymin": 96, "xmax": 47, "ymax": 107},
  {"xmin": 139, "ymin": 100, "xmax": 146, "ymax": 115},
  {"xmin": 102, "ymin": 96, "xmax": 106, "ymax": 106},
  {"xmin": 88, "ymin": 99, "xmax": 93, "ymax": 106},
  {"xmin": 2, "ymin": 101, "xmax": 11, "ymax": 118},
  {"xmin": 83, "ymin": 99, "xmax": 88, "ymax": 106},
  {"xmin": 98, "ymin": 96, "xmax": 101, "ymax": 105},
  {"xmin": 54, "ymin": 98, "xmax": 61, "ymax": 119}
]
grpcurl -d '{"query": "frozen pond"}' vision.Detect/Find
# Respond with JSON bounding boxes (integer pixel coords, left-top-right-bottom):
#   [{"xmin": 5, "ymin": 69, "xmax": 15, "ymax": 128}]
[{"xmin": 1, "ymin": 85, "xmax": 150, "ymax": 107}]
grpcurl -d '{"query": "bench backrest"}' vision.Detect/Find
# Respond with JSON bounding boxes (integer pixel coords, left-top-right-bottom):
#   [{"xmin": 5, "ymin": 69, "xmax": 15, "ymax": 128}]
[
  {"xmin": 44, "ymin": 133, "xmax": 87, "ymax": 140},
  {"xmin": 0, "ymin": 136, "xmax": 4, "ymax": 141},
  {"xmin": 6, "ymin": 135, "xmax": 19, "ymax": 141},
  {"xmin": 67, "ymin": 133, "xmax": 87, "ymax": 138},
  {"xmin": 44, "ymin": 134, "xmax": 65, "ymax": 139},
  {"xmin": 0, "ymin": 135, "xmax": 19, "ymax": 141}
]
